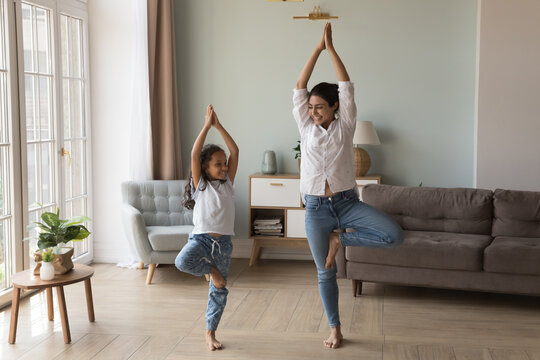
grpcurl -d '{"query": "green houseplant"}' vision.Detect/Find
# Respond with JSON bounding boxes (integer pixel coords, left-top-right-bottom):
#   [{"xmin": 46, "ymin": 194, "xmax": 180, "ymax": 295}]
[
  {"xmin": 28, "ymin": 208, "xmax": 91, "ymax": 275},
  {"xmin": 39, "ymin": 248, "xmax": 55, "ymax": 280},
  {"xmin": 293, "ymin": 140, "xmax": 301, "ymax": 172}
]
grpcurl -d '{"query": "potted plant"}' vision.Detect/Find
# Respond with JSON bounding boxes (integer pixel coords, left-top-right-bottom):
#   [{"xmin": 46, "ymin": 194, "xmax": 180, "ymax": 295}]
[
  {"xmin": 293, "ymin": 140, "xmax": 301, "ymax": 172},
  {"xmin": 39, "ymin": 248, "xmax": 55, "ymax": 280},
  {"xmin": 28, "ymin": 208, "xmax": 91, "ymax": 275}
]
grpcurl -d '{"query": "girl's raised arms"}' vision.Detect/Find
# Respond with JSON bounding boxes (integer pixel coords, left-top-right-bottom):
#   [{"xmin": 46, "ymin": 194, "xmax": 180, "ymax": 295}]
[
  {"xmin": 190, "ymin": 105, "xmax": 214, "ymax": 190},
  {"xmin": 212, "ymin": 110, "xmax": 239, "ymax": 184}
]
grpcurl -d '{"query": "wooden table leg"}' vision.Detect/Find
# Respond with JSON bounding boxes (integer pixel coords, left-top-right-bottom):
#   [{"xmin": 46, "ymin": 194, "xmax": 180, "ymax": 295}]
[
  {"xmin": 8, "ymin": 287, "xmax": 21, "ymax": 344},
  {"xmin": 46, "ymin": 287, "xmax": 54, "ymax": 321},
  {"xmin": 56, "ymin": 286, "xmax": 71, "ymax": 344},
  {"xmin": 84, "ymin": 279, "xmax": 95, "ymax": 322}
]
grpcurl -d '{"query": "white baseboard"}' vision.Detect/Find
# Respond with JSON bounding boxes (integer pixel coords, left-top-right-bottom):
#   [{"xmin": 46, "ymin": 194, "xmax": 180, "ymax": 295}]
[{"xmin": 94, "ymin": 238, "xmax": 313, "ymax": 264}]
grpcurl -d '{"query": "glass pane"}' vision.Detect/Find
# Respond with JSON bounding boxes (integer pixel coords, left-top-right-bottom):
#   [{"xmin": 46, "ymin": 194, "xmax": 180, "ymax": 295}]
[
  {"xmin": 71, "ymin": 139, "xmax": 85, "ymax": 197},
  {"xmin": 0, "ymin": 146, "xmax": 8, "ymax": 216},
  {"xmin": 60, "ymin": 15, "xmax": 68, "ymax": 77},
  {"xmin": 26, "ymin": 143, "xmax": 37, "ymax": 207},
  {"xmin": 62, "ymin": 78, "xmax": 70, "ymax": 138},
  {"xmin": 25, "ymin": 75, "xmax": 37, "ymax": 141},
  {"xmin": 39, "ymin": 76, "xmax": 52, "ymax": 140},
  {"xmin": 0, "ymin": 0, "xmax": 5, "ymax": 70},
  {"xmin": 27, "ymin": 210, "xmax": 38, "ymax": 268},
  {"xmin": 63, "ymin": 140, "xmax": 71, "ymax": 200},
  {"xmin": 0, "ymin": 73, "xmax": 7, "ymax": 143},
  {"xmin": 41, "ymin": 142, "xmax": 52, "ymax": 206},
  {"xmin": 70, "ymin": 17, "xmax": 82, "ymax": 78},
  {"xmin": 36, "ymin": 7, "xmax": 50, "ymax": 74},
  {"xmin": 0, "ymin": 220, "xmax": 6, "ymax": 290},
  {"xmin": 71, "ymin": 197, "xmax": 88, "ymax": 257},
  {"xmin": 70, "ymin": 79, "xmax": 82, "ymax": 137},
  {"xmin": 21, "ymin": 3, "xmax": 35, "ymax": 73}
]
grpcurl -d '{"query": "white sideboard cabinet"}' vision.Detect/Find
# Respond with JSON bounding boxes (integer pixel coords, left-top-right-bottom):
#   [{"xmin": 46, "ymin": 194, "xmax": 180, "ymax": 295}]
[{"xmin": 248, "ymin": 173, "xmax": 381, "ymax": 266}]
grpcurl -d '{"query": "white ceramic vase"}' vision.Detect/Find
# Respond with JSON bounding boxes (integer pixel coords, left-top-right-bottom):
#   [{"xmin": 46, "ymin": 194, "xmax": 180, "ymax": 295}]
[{"xmin": 40, "ymin": 261, "xmax": 55, "ymax": 281}]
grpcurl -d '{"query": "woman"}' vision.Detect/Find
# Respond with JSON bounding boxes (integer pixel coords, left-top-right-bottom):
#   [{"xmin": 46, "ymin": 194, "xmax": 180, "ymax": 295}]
[{"xmin": 293, "ymin": 23, "xmax": 403, "ymax": 349}]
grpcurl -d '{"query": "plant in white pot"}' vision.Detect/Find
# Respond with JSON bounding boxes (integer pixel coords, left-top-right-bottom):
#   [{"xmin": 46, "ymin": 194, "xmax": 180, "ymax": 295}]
[
  {"xmin": 40, "ymin": 248, "xmax": 55, "ymax": 280},
  {"xmin": 28, "ymin": 208, "xmax": 91, "ymax": 275}
]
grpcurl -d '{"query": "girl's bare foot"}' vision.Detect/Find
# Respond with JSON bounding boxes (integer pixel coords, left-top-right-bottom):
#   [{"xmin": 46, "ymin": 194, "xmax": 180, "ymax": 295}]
[
  {"xmin": 325, "ymin": 232, "xmax": 341, "ymax": 269},
  {"xmin": 206, "ymin": 330, "xmax": 223, "ymax": 351},
  {"xmin": 324, "ymin": 326, "xmax": 343, "ymax": 349},
  {"xmin": 210, "ymin": 267, "xmax": 227, "ymax": 288}
]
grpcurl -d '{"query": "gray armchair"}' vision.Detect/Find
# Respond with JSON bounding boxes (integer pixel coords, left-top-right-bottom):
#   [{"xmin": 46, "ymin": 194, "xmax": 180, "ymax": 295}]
[{"xmin": 121, "ymin": 180, "xmax": 194, "ymax": 284}]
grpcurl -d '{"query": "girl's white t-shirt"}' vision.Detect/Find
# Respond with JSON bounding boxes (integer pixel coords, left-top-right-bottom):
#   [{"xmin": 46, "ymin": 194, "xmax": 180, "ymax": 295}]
[{"xmin": 191, "ymin": 176, "xmax": 235, "ymax": 235}]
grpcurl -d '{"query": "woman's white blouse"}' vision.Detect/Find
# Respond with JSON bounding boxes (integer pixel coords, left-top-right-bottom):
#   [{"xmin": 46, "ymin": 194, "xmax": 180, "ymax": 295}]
[{"xmin": 292, "ymin": 81, "xmax": 357, "ymax": 197}]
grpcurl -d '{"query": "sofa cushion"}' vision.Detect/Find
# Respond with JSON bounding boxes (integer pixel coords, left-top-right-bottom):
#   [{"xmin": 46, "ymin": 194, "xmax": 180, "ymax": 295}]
[
  {"xmin": 362, "ymin": 184, "xmax": 493, "ymax": 235},
  {"xmin": 147, "ymin": 225, "xmax": 194, "ymax": 251},
  {"xmin": 492, "ymin": 189, "xmax": 540, "ymax": 238},
  {"xmin": 484, "ymin": 236, "xmax": 540, "ymax": 276},
  {"xmin": 345, "ymin": 230, "xmax": 493, "ymax": 271}
]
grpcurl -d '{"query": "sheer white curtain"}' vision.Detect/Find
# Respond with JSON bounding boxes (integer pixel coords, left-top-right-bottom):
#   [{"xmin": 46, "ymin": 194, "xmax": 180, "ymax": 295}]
[{"xmin": 118, "ymin": 0, "xmax": 152, "ymax": 268}]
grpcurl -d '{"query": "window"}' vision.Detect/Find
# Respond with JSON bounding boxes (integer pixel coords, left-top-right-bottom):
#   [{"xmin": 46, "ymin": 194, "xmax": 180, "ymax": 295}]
[{"xmin": 0, "ymin": 0, "xmax": 91, "ymax": 306}]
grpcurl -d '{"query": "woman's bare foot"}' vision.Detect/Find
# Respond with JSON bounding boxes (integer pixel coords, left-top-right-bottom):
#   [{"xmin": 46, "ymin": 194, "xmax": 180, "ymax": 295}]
[
  {"xmin": 210, "ymin": 267, "xmax": 227, "ymax": 288},
  {"xmin": 324, "ymin": 326, "xmax": 343, "ymax": 349},
  {"xmin": 325, "ymin": 232, "xmax": 341, "ymax": 269},
  {"xmin": 206, "ymin": 330, "xmax": 223, "ymax": 350}
]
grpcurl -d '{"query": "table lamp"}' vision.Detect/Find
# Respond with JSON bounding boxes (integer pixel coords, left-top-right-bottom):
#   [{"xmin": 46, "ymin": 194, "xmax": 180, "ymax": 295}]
[{"xmin": 353, "ymin": 121, "xmax": 380, "ymax": 176}]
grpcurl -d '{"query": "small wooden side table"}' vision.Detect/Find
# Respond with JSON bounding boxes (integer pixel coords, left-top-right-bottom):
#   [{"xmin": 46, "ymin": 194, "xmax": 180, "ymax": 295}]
[{"xmin": 9, "ymin": 263, "xmax": 95, "ymax": 344}]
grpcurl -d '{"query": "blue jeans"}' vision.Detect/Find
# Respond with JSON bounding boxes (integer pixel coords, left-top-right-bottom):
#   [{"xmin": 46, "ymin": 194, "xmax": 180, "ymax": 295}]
[
  {"xmin": 304, "ymin": 188, "xmax": 403, "ymax": 328},
  {"xmin": 175, "ymin": 233, "xmax": 233, "ymax": 331}
]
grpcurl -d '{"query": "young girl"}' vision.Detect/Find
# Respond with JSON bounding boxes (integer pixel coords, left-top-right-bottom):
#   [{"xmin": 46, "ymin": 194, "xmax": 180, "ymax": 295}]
[
  {"xmin": 293, "ymin": 23, "xmax": 403, "ymax": 349},
  {"xmin": 175, "ymin": 104, "xmax": 239, "ymax": 351}
]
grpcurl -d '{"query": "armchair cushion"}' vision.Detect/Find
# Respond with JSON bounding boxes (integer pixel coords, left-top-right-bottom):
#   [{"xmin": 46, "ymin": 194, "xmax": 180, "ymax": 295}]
[{"xmin": 147, "ymin": 225, "xmax": 194, "ymax": 251}]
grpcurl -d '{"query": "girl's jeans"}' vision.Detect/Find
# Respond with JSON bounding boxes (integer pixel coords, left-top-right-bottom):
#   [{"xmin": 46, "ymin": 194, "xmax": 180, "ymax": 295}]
[
  {"xmin": 304, "ymin": 188, "xmax": 403, "ymax": 328},
  {"xmin": 175, "ymin": 233, "xmax": 233, "ymax": 331}
]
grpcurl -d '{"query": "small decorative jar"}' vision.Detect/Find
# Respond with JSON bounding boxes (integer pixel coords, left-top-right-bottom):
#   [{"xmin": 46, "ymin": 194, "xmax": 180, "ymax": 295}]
[
  {"xmin": 40, "ymin": 261, "xmax": 55, "ymax": 281},
  {"xmin": 261, "ymin": 150, "xmax": 277, "ymax": 174}
]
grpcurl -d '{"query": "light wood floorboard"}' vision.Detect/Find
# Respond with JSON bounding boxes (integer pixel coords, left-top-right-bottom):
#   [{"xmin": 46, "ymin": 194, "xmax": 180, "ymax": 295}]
[{"xmin": 1, "ymin": 259, "xmax": 539, "ymax": 359}]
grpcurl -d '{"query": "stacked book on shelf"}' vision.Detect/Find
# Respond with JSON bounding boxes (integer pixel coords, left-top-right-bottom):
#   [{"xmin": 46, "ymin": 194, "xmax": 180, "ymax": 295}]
[{"xmin": 253, "ymin": 216, "xmax": 284, "ymax": 237}]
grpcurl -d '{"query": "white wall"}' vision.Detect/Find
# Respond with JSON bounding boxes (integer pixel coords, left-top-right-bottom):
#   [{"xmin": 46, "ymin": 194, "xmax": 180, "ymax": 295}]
[
  {"xmin": 88, "ymin": 0, "xmax": 135, "ymax": 262},
  {"xmin": 87, "ymin": 0, "xmax": 479, "ymax": 262},
  {"xmin": 476, "ymin": 0, "xmax": 540, "ymax": 191},
  {"xmin": 174, "ymin": 0, "xmax": 478, "ymax": 258}
]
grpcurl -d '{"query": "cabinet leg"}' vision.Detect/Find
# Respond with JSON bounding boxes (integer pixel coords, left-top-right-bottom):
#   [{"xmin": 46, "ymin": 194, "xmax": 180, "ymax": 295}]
[
  {"xmin": 352, "ymin": 279, "xmax": 363, "ymax": 297},
  {"xmin": 249, "ymin": 239, "xmax": 262, "ymax": 266}
]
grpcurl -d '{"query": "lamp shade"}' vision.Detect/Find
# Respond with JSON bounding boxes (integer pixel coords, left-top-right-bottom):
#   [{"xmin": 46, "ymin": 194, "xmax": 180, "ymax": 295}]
[{"xmin": 353, "ymin": 121, "xmax": 380, "ymax": 145}]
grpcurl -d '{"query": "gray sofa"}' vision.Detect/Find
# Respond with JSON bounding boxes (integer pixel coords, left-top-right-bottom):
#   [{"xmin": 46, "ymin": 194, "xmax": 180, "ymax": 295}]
[
  {"xmin": 121, "ymin": 180, "xmax": 194, "ymax": 284},
  {"xmin": 336, "ymin": 184, "xmax": 540, "ymax": 297}
]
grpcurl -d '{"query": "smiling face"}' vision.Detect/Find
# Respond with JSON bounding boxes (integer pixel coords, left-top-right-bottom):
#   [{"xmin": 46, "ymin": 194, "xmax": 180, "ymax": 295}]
[
  {"xmin": 205, "ymin": 150, "xmax": 228, "ymax": 181},
  {"xmin": 308, "ymin": 95, "xmax": 338, "ymax": 129}
]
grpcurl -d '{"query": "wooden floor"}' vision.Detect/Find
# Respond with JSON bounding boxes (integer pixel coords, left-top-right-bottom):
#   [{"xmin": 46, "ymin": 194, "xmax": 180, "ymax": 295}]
[{"xmin": 1, "ymin": 259, "xmax": 540, "ymax": 359}]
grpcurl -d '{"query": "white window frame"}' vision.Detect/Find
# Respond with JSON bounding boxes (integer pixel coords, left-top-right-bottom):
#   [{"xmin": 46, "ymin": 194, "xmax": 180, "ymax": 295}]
[{"xmin": 0, "ymin": 0, "xmax": 91, "ymax": 306}]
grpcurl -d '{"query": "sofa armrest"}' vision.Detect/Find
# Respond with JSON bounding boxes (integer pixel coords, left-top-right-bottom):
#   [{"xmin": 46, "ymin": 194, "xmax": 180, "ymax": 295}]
[
  {"xmin": 335, "ymin": 246, "xmax": 346, "ymax": 278},
  {"xmin": 121, "ymin": 203, "xmax": 152, "ymax": 263}
]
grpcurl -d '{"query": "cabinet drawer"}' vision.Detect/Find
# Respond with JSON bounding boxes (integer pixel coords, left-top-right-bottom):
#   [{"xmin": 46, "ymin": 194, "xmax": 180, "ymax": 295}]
[
  {"xmin": 286, "ymin": 209, "xmax": 306, "ymax": 238},
  {"xmin": 251, "ymin": 178, "xmax": 301, "ymax": 207}
]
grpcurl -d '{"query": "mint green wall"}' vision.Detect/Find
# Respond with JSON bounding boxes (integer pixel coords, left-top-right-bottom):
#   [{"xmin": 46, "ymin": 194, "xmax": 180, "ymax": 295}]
[{"xmin": 174, "ymin": 0, "xmax": 477, "ymax": 238}]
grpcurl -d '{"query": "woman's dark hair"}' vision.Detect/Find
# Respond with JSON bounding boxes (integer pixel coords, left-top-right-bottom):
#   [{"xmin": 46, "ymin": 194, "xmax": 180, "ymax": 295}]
[
  {"xmin": 182, "ymin": 144, "xmax": 226, "ymax": 210},
  {"xmin": 309, "ymin": 82, "xmax": 339, "ymax": 108}
]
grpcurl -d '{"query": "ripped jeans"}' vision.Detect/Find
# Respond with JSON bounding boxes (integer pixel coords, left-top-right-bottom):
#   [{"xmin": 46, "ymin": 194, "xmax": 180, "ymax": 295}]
[
  {"xmin": 304, "ymin": 188, "xmax": 403, "ymax": 328},
  {"xmin": 175, "ymin": 233, "xmax": 233, "ymax": 331}
]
